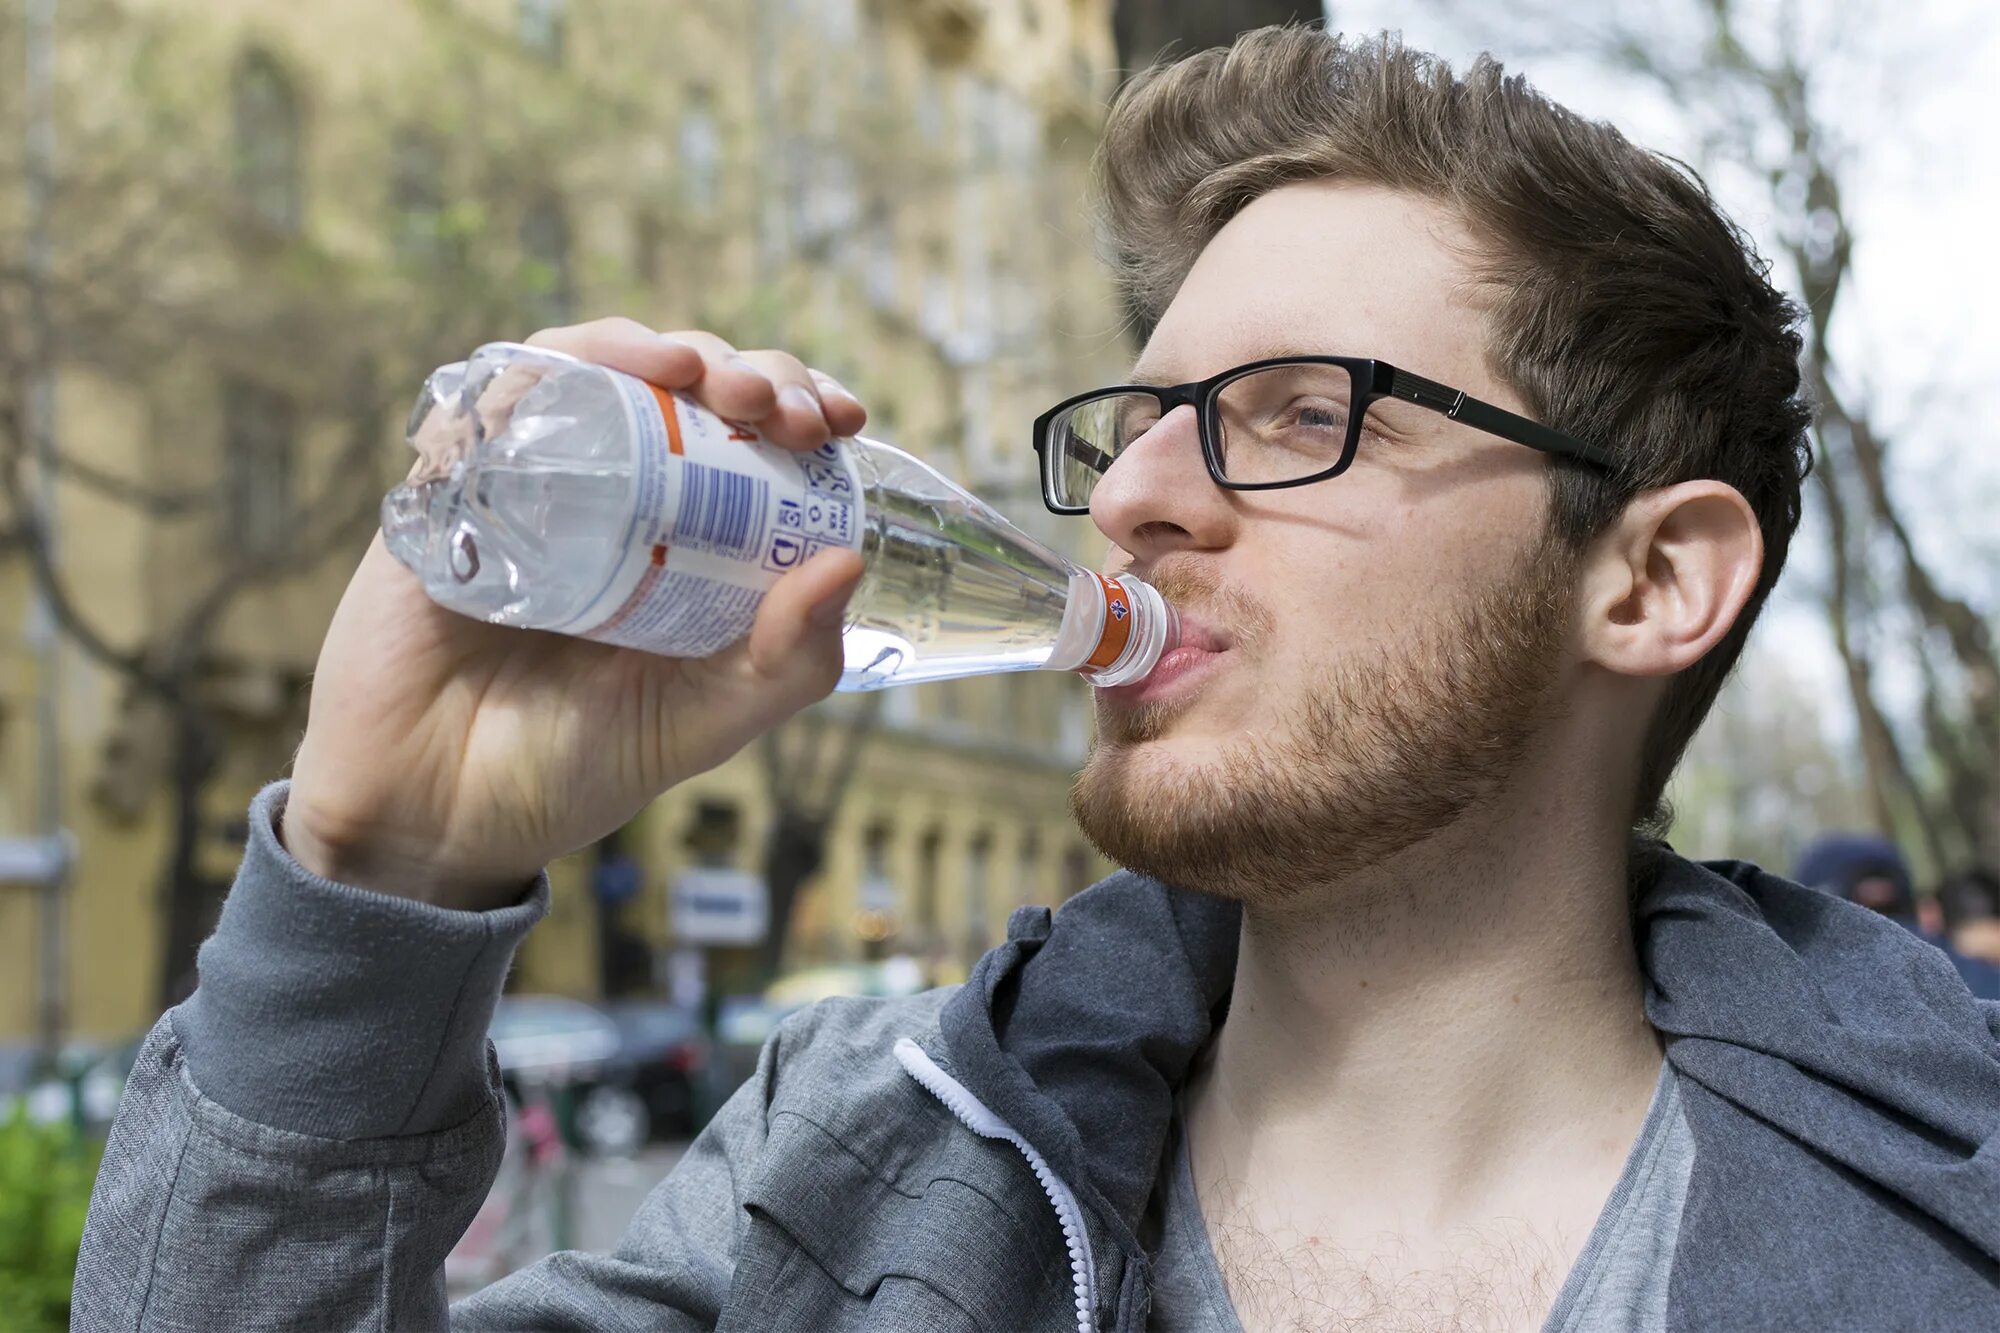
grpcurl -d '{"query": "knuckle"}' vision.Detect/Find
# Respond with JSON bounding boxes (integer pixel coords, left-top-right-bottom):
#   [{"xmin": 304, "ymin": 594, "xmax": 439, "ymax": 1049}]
[
  {"xmin": 744, "ymin": 349, "xmax": 811, "ymax": 383},
  {"xmin": 663, "ymin": 329, "xmax": 737, "ymax": 357}
]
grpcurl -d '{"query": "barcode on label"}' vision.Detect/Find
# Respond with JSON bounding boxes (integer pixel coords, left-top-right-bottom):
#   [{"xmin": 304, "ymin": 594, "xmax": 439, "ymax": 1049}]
[{"xmin": 674, "ymin": 463, "xmax": 769, "ymax": 560}]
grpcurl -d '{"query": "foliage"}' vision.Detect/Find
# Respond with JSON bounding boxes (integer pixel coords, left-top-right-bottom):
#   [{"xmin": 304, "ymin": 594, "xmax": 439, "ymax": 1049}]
[{"xmin": 0, "ymin": 1108, "xmax": 102, "ymax": 1333}]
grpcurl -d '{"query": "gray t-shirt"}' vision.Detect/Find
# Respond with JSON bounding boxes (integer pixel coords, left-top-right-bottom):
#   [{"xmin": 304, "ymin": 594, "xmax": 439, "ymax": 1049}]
[{"xmin": 1145, "ymin": 1059, "xmax": 1695, "ymax": 1333}]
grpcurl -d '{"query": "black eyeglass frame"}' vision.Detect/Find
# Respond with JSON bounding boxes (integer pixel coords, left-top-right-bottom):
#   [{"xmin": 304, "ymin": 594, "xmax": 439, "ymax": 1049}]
[{"xmin": 1031, "ymin": 355, "xmax": 1618, "ymax": 516}]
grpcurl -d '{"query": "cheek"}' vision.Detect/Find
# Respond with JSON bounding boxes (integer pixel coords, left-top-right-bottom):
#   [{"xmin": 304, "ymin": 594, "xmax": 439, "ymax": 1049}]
[{"xmin": 1250, "ymin": 489, "xmax": 1536, "ymax": 660}]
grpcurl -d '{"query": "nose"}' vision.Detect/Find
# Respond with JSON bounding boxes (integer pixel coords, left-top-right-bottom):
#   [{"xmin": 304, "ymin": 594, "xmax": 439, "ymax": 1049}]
[{"xmin": 1089, "ymin": 403, "xmax": 1237, "ymax": 564}]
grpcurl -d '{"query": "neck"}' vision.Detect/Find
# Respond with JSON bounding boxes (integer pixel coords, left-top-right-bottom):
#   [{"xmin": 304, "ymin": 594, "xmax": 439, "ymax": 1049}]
[{"xmin": 1187, "ymin": 772, "xmax": 1662, "ymax": 1235}]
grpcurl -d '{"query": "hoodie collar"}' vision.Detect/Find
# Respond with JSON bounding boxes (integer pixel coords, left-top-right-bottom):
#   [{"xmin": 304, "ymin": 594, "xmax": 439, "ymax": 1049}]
[{"xmin": 939, "ymin": 852, "xmax": 2000, "ymax": 1305}]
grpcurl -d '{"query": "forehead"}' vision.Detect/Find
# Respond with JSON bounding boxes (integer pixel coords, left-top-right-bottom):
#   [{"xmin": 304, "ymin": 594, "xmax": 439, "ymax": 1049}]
[{"xmin": 1133, "ymin": 180, "xmax": 1492, "ymax": 390}]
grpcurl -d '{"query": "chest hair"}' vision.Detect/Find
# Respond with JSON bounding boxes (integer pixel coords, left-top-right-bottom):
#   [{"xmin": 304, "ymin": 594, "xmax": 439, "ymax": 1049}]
[{"xmin": 1209, "ymin": 1208, "xmax": 1576, "ymax": 1333}]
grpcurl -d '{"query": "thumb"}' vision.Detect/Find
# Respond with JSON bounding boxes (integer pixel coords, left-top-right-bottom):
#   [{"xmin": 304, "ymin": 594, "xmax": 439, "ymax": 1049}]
[{"xmin": 745, "ymin": 548, "xmax": 865, "ymax": 683}]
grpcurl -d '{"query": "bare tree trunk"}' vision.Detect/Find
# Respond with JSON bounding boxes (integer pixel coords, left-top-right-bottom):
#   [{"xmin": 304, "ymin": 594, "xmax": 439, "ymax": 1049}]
[
  {"xmin": 1441, "ymin": 0, "xmax": 1998, "ymax": 874},
  {"xmin": 1814, "ymin": 448, "xmax": 1948, "ymax": 867},
  {"xmin": 756, "ymin": 690, "xmax": 884, "ymax": 981},
  {"xmin": 155, "ymin": 703, "xmax": 224, "ymax": 1009}
]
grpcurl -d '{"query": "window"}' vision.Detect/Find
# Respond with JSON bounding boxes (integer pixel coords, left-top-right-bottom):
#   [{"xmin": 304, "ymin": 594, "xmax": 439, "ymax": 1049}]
[
  {"xmin": 678, "ymin": 93, "xmax": 720, "ymax": 216},
  {"xmin": 391, "ymin": 130, "xmax": 447, "ymax": 264},
  {"xmin": 965, "ymin": 830, "xmax": 993, "ymax": 957},
  {"xmin": 684, "ymin": 799, "xmax": 742, "ymax": 868},
  {"xmin": 516, "ymin": 0, "xmax": 565, "ymax": 63},
  {"xmin": 1058, "ymin": 690, "xmax": 1090, "ymax": 762},
  {"xmin": 232, "ymin": 50, "xmax": 302, "ymax": 234},
  {"xmin": 860, "ymin": 819, "xmax": 895, "ymax": 913},
  {"xmin": 1062, "ymin": 844, "xmax": 1094, "ymax": 900},
  {"xmin": 1016, "ymin": 830, "xmax": 1041, "ymax": 908},
  {"xmin": 520, "ymin": 195, "xmax": 574, "ymax": 326},
  {"xmin": 1005, "ymin": 671, "xmax": 1037, "ymax": 741},
  {"xmin": 915, "ymin": 826, "xmax": 943, "ymax": 939},
  {"xmin": 221, "ymin": 379, "xmax": 296, "ymax": 561}
]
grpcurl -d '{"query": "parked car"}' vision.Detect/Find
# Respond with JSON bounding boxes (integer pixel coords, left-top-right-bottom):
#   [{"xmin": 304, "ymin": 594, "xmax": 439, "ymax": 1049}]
[
  {"xmin": 599, "ymin": 999, "xmax": 708, "ymax": 1140},
  {"xmin": 710, "ymin": 959, "xmax": 929, "ymax": 1107},
  {"xmin": 488, "ymin": 995, "xmax": 714, "ymax": 1153},
  {"xmin": 488, "ymin": 996, "xmax": 646, "ymax": 1156}
]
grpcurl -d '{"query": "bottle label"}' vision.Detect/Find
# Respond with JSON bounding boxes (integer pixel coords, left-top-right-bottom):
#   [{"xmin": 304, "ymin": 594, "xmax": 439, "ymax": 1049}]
[{"xmin": 557, "ymin": 369, "xmax": 867, "ymax": 657}]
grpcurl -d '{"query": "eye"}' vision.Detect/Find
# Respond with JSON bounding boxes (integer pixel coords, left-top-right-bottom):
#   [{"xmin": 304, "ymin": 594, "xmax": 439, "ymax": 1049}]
[
  {"xmin": 1265, "ymin": 397, "xmax": 1349, "ymax": 451},
  {"xmin": 1291, "ymin": 400, "xmax": 1346, "ymax": 431}
]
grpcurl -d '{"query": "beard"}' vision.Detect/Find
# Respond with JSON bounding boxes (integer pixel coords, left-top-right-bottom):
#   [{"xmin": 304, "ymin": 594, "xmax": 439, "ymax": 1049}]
[{"xmin": 1070, "ymin": 537, "xmax": 1577, "ymax": 907}]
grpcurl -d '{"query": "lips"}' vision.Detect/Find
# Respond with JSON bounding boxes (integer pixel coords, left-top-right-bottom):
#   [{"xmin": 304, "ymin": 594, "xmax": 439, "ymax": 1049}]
[
  {"xmin": 1097, "ymin": 645, "xmax": 1224, "ymax": 705},
  {"xmin": 1170, "ymin": 612, "xmax": 1228, "ymax": 656},
  {"xmin": 1097, "ymin": 609, "xmax": 1230, "ymax": 705}
]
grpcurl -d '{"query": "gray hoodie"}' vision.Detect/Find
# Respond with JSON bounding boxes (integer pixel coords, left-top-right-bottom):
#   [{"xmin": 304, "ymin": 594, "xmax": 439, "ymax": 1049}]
[{"xmin": 73, "ymin": 784, "xmax": 2000, "ymax": 1330}]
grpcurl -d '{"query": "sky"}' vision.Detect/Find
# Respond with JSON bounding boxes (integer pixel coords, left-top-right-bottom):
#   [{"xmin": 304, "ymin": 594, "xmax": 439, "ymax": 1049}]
[{"xmin": 1321, "ymin": 0, "xmax": 2000, "ymax": 731}]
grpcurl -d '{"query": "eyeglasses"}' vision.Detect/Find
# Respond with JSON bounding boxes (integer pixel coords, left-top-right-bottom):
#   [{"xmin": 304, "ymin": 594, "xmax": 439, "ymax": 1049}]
[{"xmin": 1032, "ymin": 355, "xmax": 1617, "ymax": 514}]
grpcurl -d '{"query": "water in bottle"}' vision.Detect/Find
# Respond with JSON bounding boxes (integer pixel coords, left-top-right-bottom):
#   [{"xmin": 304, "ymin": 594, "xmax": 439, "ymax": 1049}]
[{"xmin": 381, "ymin": 342, "xmax": 1177, "ymax": 691}]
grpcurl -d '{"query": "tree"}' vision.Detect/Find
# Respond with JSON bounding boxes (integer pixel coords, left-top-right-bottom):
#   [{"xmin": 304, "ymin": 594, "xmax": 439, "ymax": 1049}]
[
  {"xmin": 0, "ymin": 1, "xmax": 612, "ymax": 1006},
  {"xmin": 1423, "ymin": 0, "xmax": 2000, "ymax": 875},
  {"xmin": 1597, "ymin": 0, "xmax": 1998, "ymax": 875}
]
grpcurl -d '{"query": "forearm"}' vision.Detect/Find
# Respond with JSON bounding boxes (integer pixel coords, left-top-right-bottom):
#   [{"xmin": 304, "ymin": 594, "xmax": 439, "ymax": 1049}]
[{"xmin": 73, "ymin": 781, "xmax": 549, "ymax": 1331}]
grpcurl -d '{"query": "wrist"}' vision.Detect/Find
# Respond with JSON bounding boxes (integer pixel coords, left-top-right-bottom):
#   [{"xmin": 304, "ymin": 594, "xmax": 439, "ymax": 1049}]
[{"xmin": 279, "ymin": 794, "xmax": 534, "ymax": 912}]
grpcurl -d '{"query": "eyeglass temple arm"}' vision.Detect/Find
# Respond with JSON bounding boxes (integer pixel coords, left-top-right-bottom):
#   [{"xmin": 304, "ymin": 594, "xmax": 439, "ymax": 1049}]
[
  {"xmin": 1385, "ymin": 369, "xmax": 1618, "ymax": 471},
  {"xmin": 1065, "ymin": 433, "xmax": 1116, "ymax": 476}
]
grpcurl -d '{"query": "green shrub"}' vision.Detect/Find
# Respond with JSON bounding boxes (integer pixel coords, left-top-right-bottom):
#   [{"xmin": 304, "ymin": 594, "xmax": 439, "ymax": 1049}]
[{"xmin": 0, "ymin": 1106, "xmax": 102, "ymax": 1333}]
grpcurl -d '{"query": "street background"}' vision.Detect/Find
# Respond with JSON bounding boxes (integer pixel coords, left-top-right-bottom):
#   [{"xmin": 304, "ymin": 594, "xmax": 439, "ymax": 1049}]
[{"xmin": 2, "ymin": 2, "xmax": 1995, "ymax": 1329}]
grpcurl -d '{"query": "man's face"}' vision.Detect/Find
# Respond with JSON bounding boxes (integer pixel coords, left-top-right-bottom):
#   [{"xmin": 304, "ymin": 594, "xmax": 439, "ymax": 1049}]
[{"xmin": 1070, "ymin": 181, "xmax": 1581, "ymax": 904}]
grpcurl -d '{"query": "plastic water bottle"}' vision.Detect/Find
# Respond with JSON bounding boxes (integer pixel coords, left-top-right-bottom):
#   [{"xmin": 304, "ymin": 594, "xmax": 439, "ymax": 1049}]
[{"xmin": 381, "ymin": 342, "xmax": 1178, "ymax": 691}]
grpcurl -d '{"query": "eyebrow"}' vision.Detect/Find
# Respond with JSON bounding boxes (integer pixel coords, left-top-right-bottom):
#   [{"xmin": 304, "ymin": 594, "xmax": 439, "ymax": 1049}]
[{"xmin": 1126, "ymin": 345, "xmax": 1328, "ymax": 387}]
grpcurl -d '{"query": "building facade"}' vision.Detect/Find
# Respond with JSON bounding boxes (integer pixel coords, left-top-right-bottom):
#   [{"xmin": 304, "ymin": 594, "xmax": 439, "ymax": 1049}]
[{"xmin": 0, "ymin": 0, "xmax": 1131, "ymax": 1043}]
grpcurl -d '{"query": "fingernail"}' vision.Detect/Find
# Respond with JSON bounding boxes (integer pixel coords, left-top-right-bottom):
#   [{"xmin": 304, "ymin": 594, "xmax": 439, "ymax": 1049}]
[
  {"xmin": 657, "ymin": 334, "xmax": 693, "ymax": 351},
  {"xmin": 780, "ymin": 384, "xmax": 827, "ymax": 426}
]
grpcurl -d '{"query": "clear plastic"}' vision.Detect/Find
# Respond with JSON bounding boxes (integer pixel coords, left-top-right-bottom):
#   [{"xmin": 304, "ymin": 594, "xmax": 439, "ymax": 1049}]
[{"xmin": 382, "ymin": 343, "xmax": 1176, "ymax": 692}]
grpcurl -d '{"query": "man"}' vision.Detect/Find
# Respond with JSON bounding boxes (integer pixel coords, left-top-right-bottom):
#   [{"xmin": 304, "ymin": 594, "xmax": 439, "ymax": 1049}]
[
  {"xmin": 1942, "ymin": 866, "xmax": 2000, "ymax": 965},
  {"xmin": 1793, "ymin": 833, "xmax": 2000, "ymax": 999},
  {"xmin": 76, "ymin": 27, "xmax": 1998, "ymax": 1332}
]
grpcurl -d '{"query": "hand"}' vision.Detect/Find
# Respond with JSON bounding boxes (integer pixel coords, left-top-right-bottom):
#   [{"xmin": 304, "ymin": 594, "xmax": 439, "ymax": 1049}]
[{"xmin": 285, "ymin": 317, "xmax": 869, "ymax": 910}]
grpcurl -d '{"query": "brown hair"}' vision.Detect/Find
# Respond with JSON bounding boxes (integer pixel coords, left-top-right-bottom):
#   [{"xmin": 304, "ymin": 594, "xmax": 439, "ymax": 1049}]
[{"xmin": 1094, "ymin": 26, "xmax": 1814, "ymax": 836}]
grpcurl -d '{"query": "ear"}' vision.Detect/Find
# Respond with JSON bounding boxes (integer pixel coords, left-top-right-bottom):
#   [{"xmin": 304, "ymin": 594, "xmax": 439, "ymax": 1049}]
[{"xmin": 1578, "ymin": 481, "xmax": 1763, "ymax": 679}]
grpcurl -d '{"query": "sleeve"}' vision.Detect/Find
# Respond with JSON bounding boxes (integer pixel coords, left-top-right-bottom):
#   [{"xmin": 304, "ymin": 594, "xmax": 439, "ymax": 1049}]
[{"xmin": 71, "ymin": 781, "xmax": 549, "ymax": 1331}]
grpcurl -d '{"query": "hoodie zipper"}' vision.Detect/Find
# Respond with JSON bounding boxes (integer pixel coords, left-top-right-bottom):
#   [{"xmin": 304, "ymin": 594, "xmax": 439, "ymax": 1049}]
[{"xmin": 893, "ymin": 1037, "xmax": 1098, "ymax": 1333}]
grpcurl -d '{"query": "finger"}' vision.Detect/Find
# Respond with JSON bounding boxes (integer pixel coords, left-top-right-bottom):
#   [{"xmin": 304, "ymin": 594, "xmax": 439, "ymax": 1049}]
[
  {"xmin": 657, "ymin": 329, "xmax": 780, "ymax": 423},
  {"xmin": 524, "ymin": 317, "xmax": 704, "ymax": 389},
  {"xmin": 734, "ymin": 349, "xmax": 831, "ymax": 451},
  {"xmin": 744, "ymin": 548, "xmax": 866, "ymax": 687},
  {"xmin": 809, "ymin": 369, "xmax": 868, "ymax": 438}
]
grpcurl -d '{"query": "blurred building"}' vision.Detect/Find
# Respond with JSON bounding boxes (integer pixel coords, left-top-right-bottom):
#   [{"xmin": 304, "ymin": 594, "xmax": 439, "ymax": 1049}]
[{"xmin": 0, "ymin": 0, "xmax": 1130, "ymax": 1044}]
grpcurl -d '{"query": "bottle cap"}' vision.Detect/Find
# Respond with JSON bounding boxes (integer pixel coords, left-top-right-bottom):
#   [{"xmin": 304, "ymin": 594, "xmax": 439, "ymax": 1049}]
[{"xmin": 1079, "ymin": 574, "xmax": 1178, "ymax": 687}]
